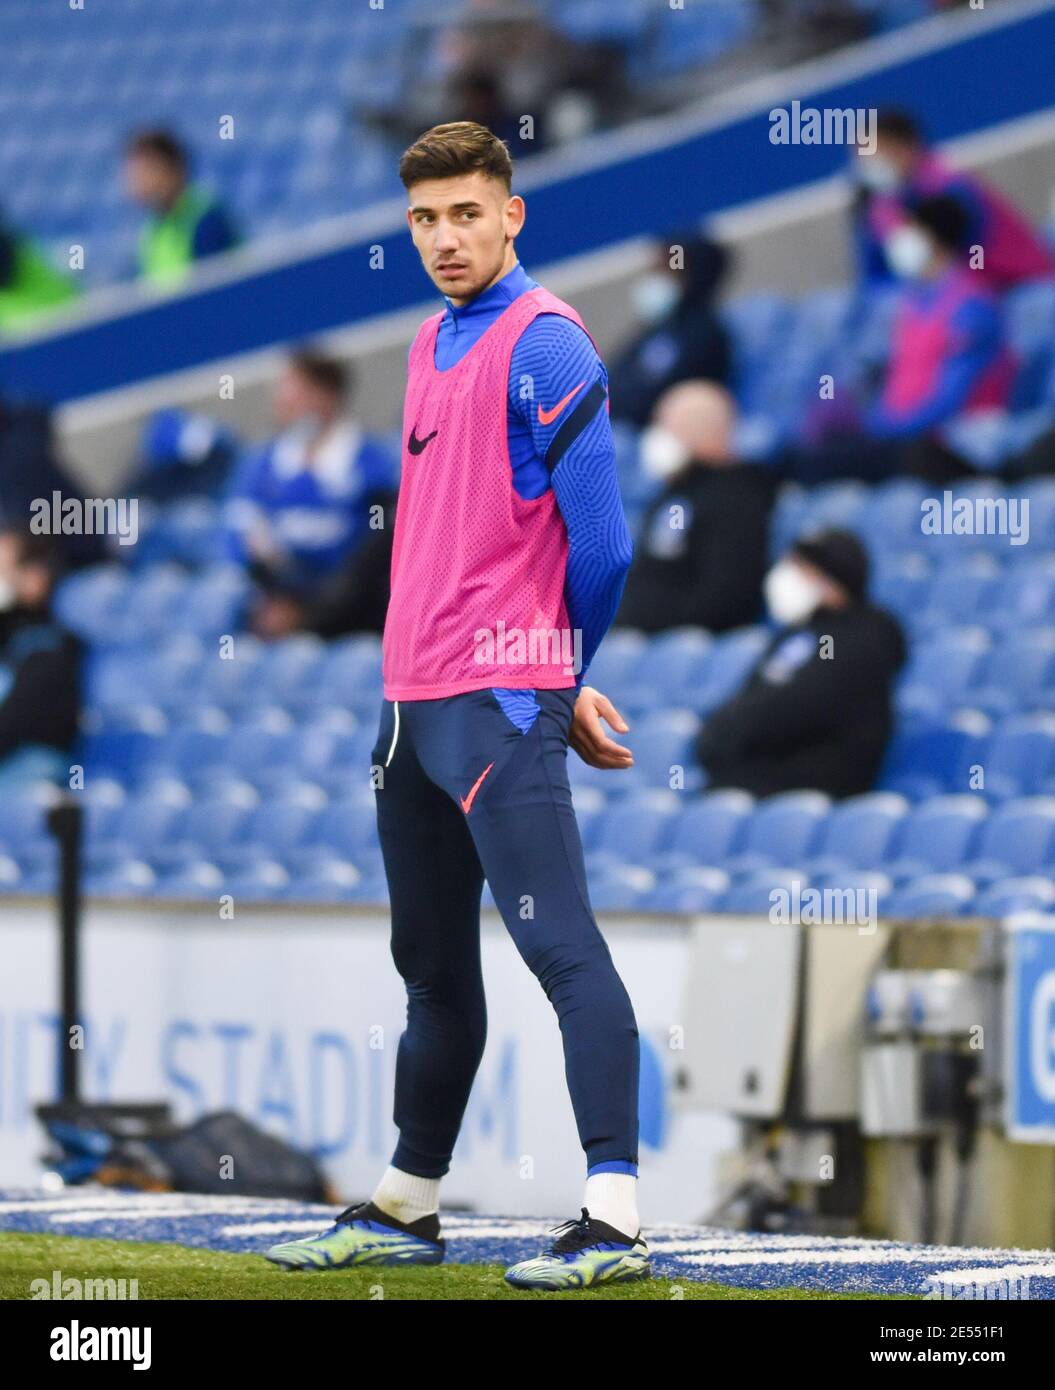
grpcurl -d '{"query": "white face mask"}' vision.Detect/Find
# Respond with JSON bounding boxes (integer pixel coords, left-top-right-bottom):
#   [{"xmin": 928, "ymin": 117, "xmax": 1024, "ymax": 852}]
[
  {"xmin": 0, "ymin": 578, "xmax": 16, "ymax": 613},
  {"xmin": 885, "ymin": 224, "xmax": 932, "ymax": 280},
  {"xmin": 855, "ymin": 152, "xmax": 900, "ymax": 193},
  {"xmin": 639, "ymin": 425, "xmax": 691, "ymax": 481},
  {"xmin": 764, "ymin": 560, "xmax": 824, "ymax": 626},
  {"xmin": 631, "ymin": 272, "xmax": 681, "ymax": 324}
]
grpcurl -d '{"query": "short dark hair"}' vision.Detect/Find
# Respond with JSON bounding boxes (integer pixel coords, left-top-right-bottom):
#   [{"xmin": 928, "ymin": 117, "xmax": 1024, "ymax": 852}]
[
  {"xmin": 126, "ymin": 129, "xmax": 187, "ymax": 172},
  {"xmin": 910, "ymin": 195, "xmax": 970, "ymax": 252},
  {"xmin": 876, "ymin": 108, "xmax": 923, "ymax": 146},
  {"xmin": 288, "ymin": 348, "xmax": 350, "ymax": 401},
  {"xmin": 399, "ymin": 122, "xmax": 513, "ymax": 193}
]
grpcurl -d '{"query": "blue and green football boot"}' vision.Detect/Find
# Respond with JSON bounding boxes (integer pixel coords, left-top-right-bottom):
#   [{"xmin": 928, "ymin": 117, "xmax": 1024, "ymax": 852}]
[
  {"xmin": 504, "ymin": 1207, "xmax": 651, "ymax": 1290},
  {"xmin": 264, "ymin": 1201, "xmax": 445, "ymax": 1271}
]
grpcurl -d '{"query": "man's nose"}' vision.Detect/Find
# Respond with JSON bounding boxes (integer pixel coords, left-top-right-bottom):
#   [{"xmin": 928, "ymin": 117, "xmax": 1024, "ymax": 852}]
[{"xmin": 434, "ymin": 221, "xmax": 460, "ymax": 254}]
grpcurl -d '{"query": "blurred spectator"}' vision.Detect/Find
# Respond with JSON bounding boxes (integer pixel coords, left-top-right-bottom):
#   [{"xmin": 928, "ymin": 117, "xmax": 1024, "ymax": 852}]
[
  {"xmin": 0, "ymin": 209, "xmax": 79, "ymax": 331},
  {"xmin": 256, "ymin": 491, "xmax": 397, "ymax": 640},
  {"xmin": 132, "ymin": 409, "xmax": 241, "ymax": 504},
  {"xmin": 617, "ymin": 382, "xmax": 773, "ymax": 633},
  {"xmin": 0, "ymin": 529, "xmax": 80, "ymax": 791},
  {"xmin": 0, "ymin": 394, "xmax": 105, "ymax": 568},
  {"xmin": 787, "ymin": 197, "xmax": 1014, "ymax": 485},
  {"xmin": 124, "ymin": 130, "xmax": 238, "ymax": 285},
  {"xmin": 696, "ymin": 529, "xmax": 905, "ymax": 799},
  {"xmin": 852, "ymin": 108, "xmax": 1055, "ymax": 292},
  {"xmin": 608, "ymin": 233, "xmax": 732, "ymax": 427},
  {"xmin": 452, "ymin": 69, "xmax": 536, "ymax": 152},
  {"xmin": 223, "ymin": 349, "xmax": 397, "ymax": 636}
]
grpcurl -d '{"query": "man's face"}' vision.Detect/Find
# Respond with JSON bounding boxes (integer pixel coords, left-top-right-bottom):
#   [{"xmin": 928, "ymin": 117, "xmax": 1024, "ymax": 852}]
[
  {"xmin": 124, "ymin": 153, "xmax": 182, "ymax": 210},
  {"xmin": 406, "ymin": 171, "xmax": 524, "ymax": 304},
  {"xmin": 273, "ymin": 367, "xmax": 333, "ymax": 430},
  {"xmin": 0, "ymin": 536, "xmax": 46, "ymax": 610}
]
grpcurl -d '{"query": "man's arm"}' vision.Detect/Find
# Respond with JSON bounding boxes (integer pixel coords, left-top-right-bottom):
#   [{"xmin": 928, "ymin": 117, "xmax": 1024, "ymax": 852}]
[{"xmin": 508, "ymin": 314, "xmax": 633, "ymax": 687}]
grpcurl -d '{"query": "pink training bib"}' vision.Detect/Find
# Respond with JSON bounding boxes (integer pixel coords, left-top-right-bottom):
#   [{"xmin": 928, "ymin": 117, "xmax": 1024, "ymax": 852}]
[{"xmin": 383, "ymin": 287, "xmax": 591, "ymax": 701}]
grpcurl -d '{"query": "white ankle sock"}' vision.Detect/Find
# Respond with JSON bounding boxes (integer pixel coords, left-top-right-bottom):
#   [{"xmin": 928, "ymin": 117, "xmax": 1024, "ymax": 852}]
[
  {"xmin": 584, "ymin": 1171, "xmax": 639, "ymax": 1239},
  {"xmin": 371, "ymin": 1166, "xmax": 441, "ymax": 1225}
]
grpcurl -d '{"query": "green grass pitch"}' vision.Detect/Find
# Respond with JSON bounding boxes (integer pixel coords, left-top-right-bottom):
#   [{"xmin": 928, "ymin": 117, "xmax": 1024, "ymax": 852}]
[{"xmin": 0, "ymin": 1232, "xmax": 901, "ymax": 1300}]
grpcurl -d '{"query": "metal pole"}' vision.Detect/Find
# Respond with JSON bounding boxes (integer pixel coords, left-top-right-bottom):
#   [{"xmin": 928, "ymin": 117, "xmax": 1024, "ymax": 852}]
[{"xmin": 46, "ymin": 797, "xmax": 83, "ymax": 1104}]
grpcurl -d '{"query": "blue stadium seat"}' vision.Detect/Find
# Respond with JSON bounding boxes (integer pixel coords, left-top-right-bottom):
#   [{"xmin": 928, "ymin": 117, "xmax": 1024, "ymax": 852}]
[
  {"xmin": 972, "ymin": 875, "xmax": 1055, "ymax": 918},
  {"xmin": 963, "ymin": 797, "xmax": 1055, "ymax": 883},
  {"xmin": 314, "ymin": 791, "xmax": 381, "ymax": 860},
  {"xmin": 717, "ymin": 867, "xmax": 811, "ymax": 915},
  {"xmin": 285, "ymin": 855, "xmax": 362, "ymax": 903},
  {"xmin": 984, "ymin": 557, "xmax": 1055, "ymax": 631},
  {"xmin": 878, "ymin": 709, "xmax": 991, "ymax": 800},
  {"xmin": 696, "ymin": 627, "xmax": 769, "ymax": 712},
  {"xmin": 805, "ymin": 792, "xmax": 909, "ymax": 876},
  {"xmin": 628, "ymin": 709, "xmax": 702, "ymax": 788},
  {"xmin": 882, "ymin": 794, "xmax": 988, "ymax": 881},
  {"xmin": 588, "ymin": 864, "xmax": 656, "ymax": 911},
  {"xmin": 725, "ymin": 791, "xmax": 830, "ymax": 874},
  {"xmin": 979, "ymin": 714, "xmax": 1055, "ymax": 799},
  {"xmin": 655, "ymin": 788, "xmax": 754, "ymax": 872},
  {"xmin": 970, "ymin": 630, "xmax": 1055, "ymax": 716},
  {"xmin": 885, "ymin": 873, "xmax": 977, "ymax": 918},
  {"xmin": 917, "ymin": 555, "xmax": 1001, "ymax": 628},
  {"xmin": 239, "ymin": 783, "xmax": 327, "ymax": 856},
  {"xmin": 641, "ymin": 867, "xmax": 730, "ymax": 914},
  {"xmin": 591, "ymin": 791, "xmax": 681, "ymax": 861},
  {"xmin": 897, "ymin": 628, "xmax": 991, "ymax": 716}
]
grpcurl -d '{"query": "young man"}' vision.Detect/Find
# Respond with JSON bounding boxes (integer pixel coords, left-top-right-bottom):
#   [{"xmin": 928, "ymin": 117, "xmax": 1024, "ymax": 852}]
[
  {"xmin": 265, "ymin": 122, "xmax": 645, "ymax": 1289},
  {"xmin": 124, "ymin": 130, "xmax": 238, "ymax": 285}
]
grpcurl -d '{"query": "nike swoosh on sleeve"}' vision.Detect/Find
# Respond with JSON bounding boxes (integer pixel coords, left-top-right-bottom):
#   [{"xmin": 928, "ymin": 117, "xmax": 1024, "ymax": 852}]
[{"xmin": 537, "ymin": 380, "xmax": 587, "ymax": 426}]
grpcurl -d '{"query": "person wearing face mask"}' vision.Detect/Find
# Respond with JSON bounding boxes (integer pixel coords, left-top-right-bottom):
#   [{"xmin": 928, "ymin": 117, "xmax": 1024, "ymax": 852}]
[
  {"xmin": 867, "ymin": 195, "xmax": 1015, "ymax": 448},
  {"xmin": 0, "ymin": 529, "xmax": 81, "ymax": 791},
  {"xmin": 616, "ymin": 381, "xmax": 774, "ymax": 633},
  {"xmin": 607, "ymin": 232, "xmax": 733, "ymax": 429},
  {"xmin": 695, "ymin": 528, "xmax": 905, "ymax": 800},
  {"xmin": 852, "ymin": 109, "xmax": 1054, "ymax": 293},
  {"xmin": 222, "ymin": 348, "xmax": 398, "ymax": 636},
  {"xmin": 784, "ymin": 196, "xmax": 1014, "ymax": 486}
]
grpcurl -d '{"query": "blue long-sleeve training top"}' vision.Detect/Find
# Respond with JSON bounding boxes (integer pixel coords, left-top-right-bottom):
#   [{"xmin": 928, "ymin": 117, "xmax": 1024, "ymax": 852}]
[{"xmin": 431, "ymin": 260, "xmax": 633, "ymax": 686}]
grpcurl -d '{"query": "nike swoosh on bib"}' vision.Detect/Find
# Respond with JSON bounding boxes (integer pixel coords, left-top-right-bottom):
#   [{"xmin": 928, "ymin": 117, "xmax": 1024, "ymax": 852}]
[
  {"xmin": 537, "ymin": 380, "xmax": 586, "ymax": 426},
  {"xmin": 408, "ymin": 427, "xmax": 439, "ymax": 454}
]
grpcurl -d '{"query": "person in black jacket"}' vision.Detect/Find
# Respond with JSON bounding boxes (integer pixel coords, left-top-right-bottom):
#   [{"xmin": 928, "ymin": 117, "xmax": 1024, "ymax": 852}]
[
  {"xmin": 608, "ymin": 231, "xmax": 732, "ymax": 428},
  {"xmin": 0, "ymin": 528, "xmax": 81, "ymax": 789},
  {"xmin": 617, "ymin": 382, "xmax": 774, "ymax": 633},
  {"xmin": 696, "ymin": 528, "xmax": 906, "ymax": 799}
]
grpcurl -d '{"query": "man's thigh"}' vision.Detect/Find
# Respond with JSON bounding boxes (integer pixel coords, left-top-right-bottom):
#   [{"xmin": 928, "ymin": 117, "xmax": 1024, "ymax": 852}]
[{"xmin": 370, "ymin": 700, "xmax": 485, "ymax": 965}]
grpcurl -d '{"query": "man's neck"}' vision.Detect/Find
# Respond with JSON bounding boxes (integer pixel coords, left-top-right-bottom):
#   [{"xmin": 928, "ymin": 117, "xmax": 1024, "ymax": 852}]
[{"xmin": 447, "ymin": 250, "xmax": 520, "ymax": 308}]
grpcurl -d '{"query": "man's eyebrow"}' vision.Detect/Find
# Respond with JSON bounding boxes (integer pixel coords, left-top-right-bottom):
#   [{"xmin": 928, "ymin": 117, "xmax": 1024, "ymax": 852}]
[{"xmin": 410, "ymin": 201, "xmax": 484, "ymax": 215}]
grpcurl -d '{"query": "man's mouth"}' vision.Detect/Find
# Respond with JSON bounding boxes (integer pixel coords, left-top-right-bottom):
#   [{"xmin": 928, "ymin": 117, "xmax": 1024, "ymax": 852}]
[{"xmin": 437, "ymin": 262, "xmax": 467, "ymax": 277}]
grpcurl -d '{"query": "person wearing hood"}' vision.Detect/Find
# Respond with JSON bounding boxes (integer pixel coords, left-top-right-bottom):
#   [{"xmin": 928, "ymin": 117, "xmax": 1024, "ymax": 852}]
[
  {"xmin": 0, "ymin": 529, "xmax": 81, "ymax": 791},
  {"xmin": 616, "ymin": 381, "xmax": 774, "ymax": 632},
  {"xmin": 695, "ymin": 528, "xmax": 906, "ymax": 800},
  {"xmin": 608, "ymin": 232, "xmax": 732, "ymax": 428}
]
